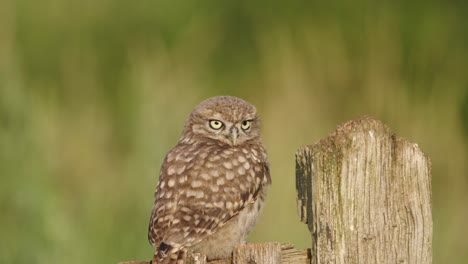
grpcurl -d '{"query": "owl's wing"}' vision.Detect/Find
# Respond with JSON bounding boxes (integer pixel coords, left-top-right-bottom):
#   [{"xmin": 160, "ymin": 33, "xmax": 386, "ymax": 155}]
[
  {"xmin": 148, "ymin": 145, "xmax": 270, "ymax": 250},
  {"xmin": 148, "ymin": 169, "xmax": 175, "ymax": 247}
]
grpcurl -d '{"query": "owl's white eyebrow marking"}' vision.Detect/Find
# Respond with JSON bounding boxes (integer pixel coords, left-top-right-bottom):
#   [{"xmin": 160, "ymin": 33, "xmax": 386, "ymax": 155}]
[{"xmin": 211, "ymin": 113, "xmax": 223, "ymax": 119}]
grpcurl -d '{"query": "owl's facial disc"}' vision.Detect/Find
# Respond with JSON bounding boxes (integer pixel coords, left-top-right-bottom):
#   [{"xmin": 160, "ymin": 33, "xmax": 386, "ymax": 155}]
[{"xmin": 207, "ymin": 119, "xmax": 240, "ymax": 145}]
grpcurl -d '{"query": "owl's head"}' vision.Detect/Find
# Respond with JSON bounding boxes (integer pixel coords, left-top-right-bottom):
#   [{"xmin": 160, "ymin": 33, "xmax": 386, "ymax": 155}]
[{"xmin": 181, "ymin": 96, "xmax": 261, "ymax": 146}]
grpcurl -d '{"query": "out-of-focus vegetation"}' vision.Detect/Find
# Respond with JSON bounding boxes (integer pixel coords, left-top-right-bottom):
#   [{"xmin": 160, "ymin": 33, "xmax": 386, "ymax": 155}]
[{"xmin": 1, "ymin": 0, "xmax": 467, "ymax": 263}]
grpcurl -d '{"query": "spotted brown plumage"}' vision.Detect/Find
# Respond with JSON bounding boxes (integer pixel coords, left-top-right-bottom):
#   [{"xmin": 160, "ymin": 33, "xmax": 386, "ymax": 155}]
[{"xmin": 148, "ymin": 96, "xmax": 271, "ymax": 263}]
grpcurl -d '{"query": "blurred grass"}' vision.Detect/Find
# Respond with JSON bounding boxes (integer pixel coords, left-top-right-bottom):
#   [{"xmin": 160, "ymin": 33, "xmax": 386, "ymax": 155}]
[{"xmin": 1, "ymin": 0, "xmax": 467, "ymax": 263}]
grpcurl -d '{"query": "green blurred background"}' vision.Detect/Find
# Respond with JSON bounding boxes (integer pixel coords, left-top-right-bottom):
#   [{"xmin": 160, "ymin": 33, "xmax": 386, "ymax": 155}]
[{"xmin": 1, "ymin": 0, "xmax": 467, "ymax": 263}]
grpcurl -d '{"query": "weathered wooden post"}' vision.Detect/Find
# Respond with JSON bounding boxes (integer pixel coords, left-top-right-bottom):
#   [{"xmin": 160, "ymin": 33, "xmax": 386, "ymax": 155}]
[
  {"xmin": 119, "ymin": 243, "xmax": 310, "ymax": 264},
  {"xmin": 296, "ymin": 117, "xmax": 432, "ymax": 263}
]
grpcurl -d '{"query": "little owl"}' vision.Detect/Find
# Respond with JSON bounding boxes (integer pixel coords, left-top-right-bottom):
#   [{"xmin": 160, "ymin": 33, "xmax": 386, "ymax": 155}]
[{"xmin": 148, "ymin": 96, "xmax": 271, "ymax": 263}]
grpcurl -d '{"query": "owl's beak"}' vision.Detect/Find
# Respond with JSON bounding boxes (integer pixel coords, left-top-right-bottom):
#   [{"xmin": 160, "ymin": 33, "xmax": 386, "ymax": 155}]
[{"xmin": 230, "ymin": 127, "xmax": 239, "ymax": 145}]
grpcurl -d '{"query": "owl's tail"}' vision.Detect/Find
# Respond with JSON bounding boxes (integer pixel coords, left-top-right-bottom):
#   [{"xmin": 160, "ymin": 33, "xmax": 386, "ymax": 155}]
[{"xmin": 151, "ymin": 243, "xmax": 187, "ymax": 264}]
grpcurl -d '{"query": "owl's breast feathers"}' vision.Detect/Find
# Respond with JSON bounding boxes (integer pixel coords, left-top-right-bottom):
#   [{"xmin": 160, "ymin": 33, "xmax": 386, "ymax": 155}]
[{"xmin": 148, "ymin": 142, "xmax": 270, "ymax": 252}]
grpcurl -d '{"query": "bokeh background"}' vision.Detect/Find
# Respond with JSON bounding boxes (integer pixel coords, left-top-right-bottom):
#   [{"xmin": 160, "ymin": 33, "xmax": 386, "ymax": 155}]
[{"xmin": 1, "ymin": 0, "xmax": 467, "ymax": 263}]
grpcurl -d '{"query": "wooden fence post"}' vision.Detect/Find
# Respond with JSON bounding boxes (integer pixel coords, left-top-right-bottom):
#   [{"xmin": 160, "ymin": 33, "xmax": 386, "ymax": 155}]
[
  {"xmin": 119, "ymin": 243, "xmax": 310, "ymax": 264},
  {"xmin": 296, "ymin": 117, "xmax": 432, "ymax": 263}
]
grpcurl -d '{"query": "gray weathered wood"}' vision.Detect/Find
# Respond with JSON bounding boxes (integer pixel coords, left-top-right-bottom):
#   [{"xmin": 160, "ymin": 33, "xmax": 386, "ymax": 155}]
[
  {"xmin": 280, "ymin": 244, "xmax": 311, "ymax": 264},
  {"xmin": 296, "ymin": 116, "xmax": 432, "ymax": 264},
  {"xmin": 119, "ymin": 243, "xmax": 310, "ymax": 264},
  {"xmin": 234, "ymin": 242, "xmax": 282, "ymax": 263}
]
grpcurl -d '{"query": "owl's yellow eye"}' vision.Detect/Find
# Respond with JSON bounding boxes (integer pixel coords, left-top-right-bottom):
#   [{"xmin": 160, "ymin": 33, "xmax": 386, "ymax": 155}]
[
  {"xmin": 241, "ymin": 120, "xmax": 251, "ymax": 130},
  {"xmin": 209, "ymin": 120, "xmax": 223, "ymax": 130}
]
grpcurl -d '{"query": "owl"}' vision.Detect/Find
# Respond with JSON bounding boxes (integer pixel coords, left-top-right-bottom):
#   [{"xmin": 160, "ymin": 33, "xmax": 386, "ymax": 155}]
[{"xmin": 148, "ymin": 96, "xmax": 271, "ymax": 264}]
